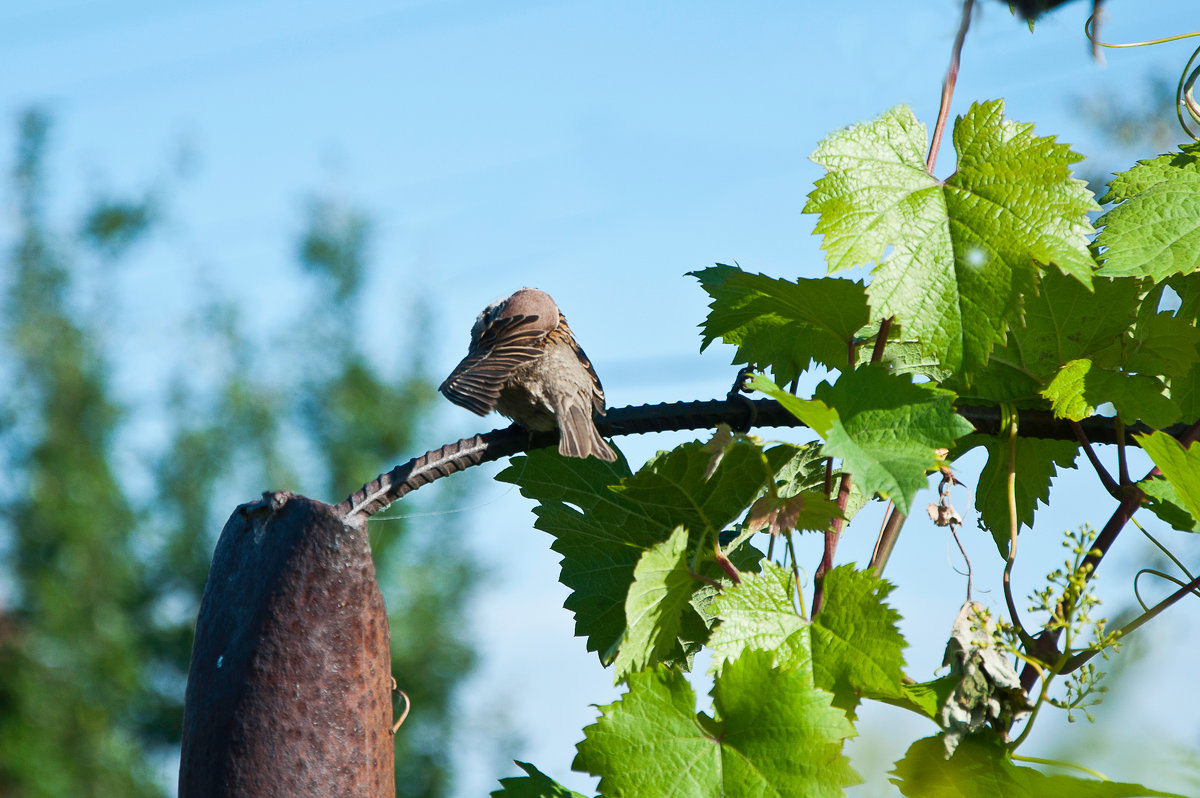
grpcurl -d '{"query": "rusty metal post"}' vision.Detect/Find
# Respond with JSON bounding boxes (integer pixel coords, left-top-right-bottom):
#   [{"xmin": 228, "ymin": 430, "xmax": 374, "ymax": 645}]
[{"xmin": 179, "ymin": 492, "xmax": 394, "ymax": 796}]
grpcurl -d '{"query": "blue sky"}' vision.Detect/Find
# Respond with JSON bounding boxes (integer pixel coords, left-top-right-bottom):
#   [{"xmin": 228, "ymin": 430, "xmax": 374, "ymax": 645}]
[{"xmin": 3, "ymin": 1, "xmax": 1198, "ymax": 795}]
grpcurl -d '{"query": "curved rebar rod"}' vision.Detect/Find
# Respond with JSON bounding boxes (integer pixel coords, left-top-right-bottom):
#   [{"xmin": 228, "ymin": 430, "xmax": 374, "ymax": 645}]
[
  {"xmin": 337, "ymin": 399, "xmax": 779, "ymax": 519},
  {"xmin": 336, "ymin": 398, "xmax": 1191, "ymax": 521}
]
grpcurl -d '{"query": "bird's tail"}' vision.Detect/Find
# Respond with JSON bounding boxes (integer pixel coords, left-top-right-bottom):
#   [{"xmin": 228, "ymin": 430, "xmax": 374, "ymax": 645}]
[{"xmin": 558, "ymin": 403, "xmax": 617, "ymax": 462}]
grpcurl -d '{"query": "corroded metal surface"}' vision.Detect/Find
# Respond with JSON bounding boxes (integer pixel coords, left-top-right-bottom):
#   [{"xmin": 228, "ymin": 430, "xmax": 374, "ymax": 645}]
[{"xmin": 180, "ymin": 492, "xmax": 393, "ymax": 797}]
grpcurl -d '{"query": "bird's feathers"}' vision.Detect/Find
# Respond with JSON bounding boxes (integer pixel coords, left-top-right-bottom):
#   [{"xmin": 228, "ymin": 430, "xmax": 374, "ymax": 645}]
[
  {"xmin": 439, "ymin": 312, "xmax": 549, "ymax": 415},
  {"xmin": 441, "ymin": 287, "xmax": 614, "ymax": 461},
  {"xmin": 557, "ymin": 400, "xmax": 617, "ymax": 462}
]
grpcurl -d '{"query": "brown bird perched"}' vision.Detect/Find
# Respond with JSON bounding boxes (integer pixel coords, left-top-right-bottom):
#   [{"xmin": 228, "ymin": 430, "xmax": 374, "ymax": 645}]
[{"xmin": 440, "ymin": 288, "xmax": 617, "ymax": 462}]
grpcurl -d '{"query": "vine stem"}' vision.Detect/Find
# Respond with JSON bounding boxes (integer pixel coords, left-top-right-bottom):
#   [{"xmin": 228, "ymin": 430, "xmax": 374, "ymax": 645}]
[
  {"xmin": 1084, "ymin": 13, "xmax": 1200, "ymax": 48},
  {"xmin": 1009, "ymin": 659, "xmax": 1054, "ymax": 751},
  {"xmin": 1115, "ymin": 419, "xmax": 1129, "ymax": 486},
  {"xmin": 1135, "ymin": 567, "xmax": 1200, "ymax": 614},
  {"xmin": 1137, "ymin": 523, "xmax": 1197, "ymax": 586},
  {"xmin": 869, "ymin": 316, "xmax": 893, "ymax": 363},
  {"xmin": 785, "ymin": 531, "xmax": 806, "ymax": 619},
  {"xmin": 1009, "ymin": 753, "xmax": 1109, "ymax": 782},
  {"xmin": 927, "ymin": 0, "xmax": 975, "ymax": 174},
  {"xmin": 1019, "ymin": 418, "xmax": 1200, "ymax": 691},
  {"xmin": 1061, "ymin": 571, "xmax": 1200, "ymax": 675},
  {"xmin": 1013, "ymin": 562, "xmax": 1198, "ymax": 748},
  {"xmin": 1069, "ymin": 419, "xmax": 1119, "ymax": 499},
  {"xmin": 863, "ymin": 319, "xmax": 903, "ymax": 577},
  {"xmin": 949, "ymin": 522, "xmax": 972, "ymax": 601},
  {"xmin": 1084, "ymin": 12, "xmax": 1200, "ymax": 141},
  {"xmin": 814, "ymin": 316, "xmax": 894, "ymax": 614},
  {"xmin": 868, "ymin": 504, "xmax": 906, "ymax": 577},
  {"xmin": 1002, "ymin": 406, "xmax": 1032, "ymax": 646},
  {"xmin": 813, "ymin": 473, "xmax": 852, "ymax": 616}
]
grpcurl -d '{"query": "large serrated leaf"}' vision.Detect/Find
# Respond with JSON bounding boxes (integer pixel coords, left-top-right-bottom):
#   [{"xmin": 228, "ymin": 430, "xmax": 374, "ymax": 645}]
[
  {"xmin": 613, "ymin": 526, "xmax": 702, "ymax": 680},
  {"xmin": 892, "ymin": 734, "xmax": 1187, "ymax": 797},
  {"xmin": 815, "ymin": 367, "xmax": 974, "ymax": 511},
  {"xmin": 951, "ymin": 271, "xmax": 1138, "ymax": 406},
  {"xmin": 497, "ymin": 441, "xmax": 775, "ymax": 664},
  {"xmin": 1042, "ymin": 358, "xmax": 1181, "ymax": 429},
  {"xmin": 962, "ymin": 433, "xmax": 1079, "ymax": 555},
  {"xmin": 1096, "ymin": 144, "xmax": 1200, "ymax": 280},
  {"xmin": 810, "ymin": 565, "xmax": 907, "ymax": 713},
  {"xmin": 691, "ymin": 264, "xmax": 870, "ymax": 383},
  {"xmin": 807, "ymin": 101, "xmax": 1097, "ymax": 375},
  {"xmin": 611, "ymin": 439, "xmax": 774, "ymax": 541},
  {"xmin": 574, "ymin": 654, "xmax": 859, "ymax": 798},
  {"xmin": 708, "ymin": 563, "xmax": 812, "ymax": 676},
  {"xmin": 1139, "ymin": 476, "xmax": 1200, "ymax": 533},
  {"xmin": 490, "ymin": 762, "xmax": 587, "ymax": 798},
  {"xmin": 753, "ymin": 369, "xmax": 973, "ymax": 512},
  {"xmin": 1136, "ymin": 431, "xmax": 1200, "ymax": 526}
]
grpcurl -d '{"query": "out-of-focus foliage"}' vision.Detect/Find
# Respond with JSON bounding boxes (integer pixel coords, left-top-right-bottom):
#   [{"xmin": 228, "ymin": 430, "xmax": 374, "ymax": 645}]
[{"xmin": 0, "ymin": 109, "xmax": 479, "ymax": 797}]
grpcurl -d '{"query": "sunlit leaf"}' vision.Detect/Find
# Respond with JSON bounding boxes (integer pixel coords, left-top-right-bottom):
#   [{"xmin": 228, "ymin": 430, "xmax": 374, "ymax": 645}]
[
  {"xmin": 807, "ymin": 101, "xmax": 1097, "ymax": 374},
  {"xmin": 490, "ymin": 762, "xmax": 587, "ymax": 798},
  {"xmin": 1096, "ymin": 144, "xmax": 1200, "ymax": 280},
  {"xmin": 575, "ymin": 654, "xmax": 859, "ymax": 798}
]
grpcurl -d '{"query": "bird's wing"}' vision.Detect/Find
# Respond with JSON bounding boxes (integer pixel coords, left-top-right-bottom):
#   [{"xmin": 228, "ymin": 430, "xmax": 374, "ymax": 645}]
[
  {"xmin": 556, "ymin": 317, "xmax": 607, "ymax": 416},
  {"xmin": 576, "ymin": 338, "xmax": 607, "ymax": 416},
  {"xmin": 439, "ymin": 314, "xmax": 548, "ymax": 416}
]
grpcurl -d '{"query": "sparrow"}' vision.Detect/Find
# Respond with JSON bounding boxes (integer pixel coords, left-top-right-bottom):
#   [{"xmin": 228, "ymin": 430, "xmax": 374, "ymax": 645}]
[{"xmin": 440, "ymin": 288, "xmax": 617, "ymax": 462}]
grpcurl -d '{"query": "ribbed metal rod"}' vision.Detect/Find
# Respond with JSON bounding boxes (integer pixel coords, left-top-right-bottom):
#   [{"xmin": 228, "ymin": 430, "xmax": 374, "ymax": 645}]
[{"xmin": 336, "ymin": 398, "xmax": 1187, "ymax": 520}]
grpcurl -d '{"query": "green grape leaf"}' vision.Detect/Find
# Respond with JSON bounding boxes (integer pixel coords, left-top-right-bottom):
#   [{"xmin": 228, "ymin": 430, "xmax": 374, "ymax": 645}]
[
  {"xmin": 768, "ymin": 441, "xmax": 871, "ymax": 521},
  {"xmin": 1167, "ymin": 271, "xmax": 1200, "ymax": 323},
  {"xmin": 574, "ymin": 667, "xmax": 710, "ymax": 798},
  {"xmin": 857, "ymin": 323, "xmax": 953, "ymax": 381},
  {"xmin": 496, "ymin": 451, "xmax": 643, "ymax": 659},
  {"xmin": 755, "ymin": 369, "xmax": 974, "ymax": 512},
  {"xmin": 892, "ymin": 734, "xmax": 1187, "ymax": 798},
  {"xmin": 1139, "ymin": 476, "xmax": 1200, "ymax": 533},
  {"xmin": 745, "ymin": 489, "xmax": 843, "ymax": 534},
  {"xmin": 767, "ymin": 442, "xmax": 828, "ymax": 495},
  {"xmin": 1042, "ymin": 358, "xmax": 1181, "ymax": 429},
  {"xmin": 611, "ymin": 439, "xmax": 774, "ymax": 541},
  {"xmin": 806, "ymin": 101, "xmax": 1097, "ymax": 374},
  {"xmin": 1161, "ymin": 274, "xmax": 1200, "ymax": 418},
  {"xmin": 574, "ymin": 654, "xmax": 859, "ymax": 798},
  {"xmin": 497, "ymin": 442, "xmax": 773, "ymax": 664},
  {"xmin": 490, "ymin": 762, "xmax": 587, "ymax": 798},
  {"xmin": 691, "ymin": 264, "xmax": 870, "ymax": 383},
  {"xmin": 614, "ymin": 526, "xmax": 702, "ymax": 679},
  {"xmin": 1096, "ymin": 144, "xmax": 1200, "ymax": 280},
  {"xmin": 1172, "ymin": 362, "xmax": 1200, "ymax": 423},
  {"xmin": 687, "ymin": 539, "xmax": 765, "ymax": 646},
  {"xmin": 708, "ymin": 563, "xmax": 812, "ymax": 675},
  {"xmin": 1040, "ymin": 359, "xmax": 1097, "ymax": 420},
  {"xmin": 820, "ymin": 367, "xmax": 974, "ymax": 510},
  {"xmin": 963, "ymin": 433, "xmax": 1079, "ymax": 555},
  {"xmin": 879, "ymin": 676, "xmax": 960, "ymax": 721},
  {"xmin": 748, "ymin": 373, "xmax": 839, "ymax": 436},
  {"xmin": 950, "ymin": 271, "xmax": 1137, "ymax": 406},
  {"xmin": 1136, "ymin": 431, "xmax": 1200, "ymax": 526},
  {"xmin": 711, "ymin": 651, "xmax": 860, "ymax": 796},
  {"xmin": 805, "ymin": 103, "xmax": 936, "ymax": 274},
  {"xmin": 1127, "ymin": 311, "xmax": 1200, "ymax": 378},
  {"xmin": 810, "ymin": 565, "xmax": 907, "ymax": 712},
  {"xmin": 1103, "ymin": 145, "xmax": 1200, "ymax": 199}
]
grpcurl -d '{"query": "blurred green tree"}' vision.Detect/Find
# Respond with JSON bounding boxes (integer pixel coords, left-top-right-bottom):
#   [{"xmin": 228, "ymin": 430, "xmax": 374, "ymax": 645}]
[{"xmin": 0, "ymin": 109, "xmax": 479, "ymax": 797}]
